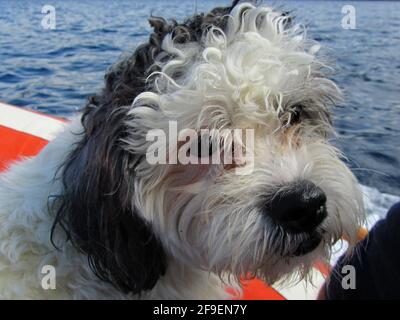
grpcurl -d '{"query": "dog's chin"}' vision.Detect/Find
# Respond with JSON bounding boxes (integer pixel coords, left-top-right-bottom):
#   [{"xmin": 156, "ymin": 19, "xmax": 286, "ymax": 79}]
[
  {"xmin": 291, "ymin": 231, "xmax": 324, "ymax": 257},
  {"xmin": 251, "ymin": 232, "xmax": 329, "ymax": 284}
]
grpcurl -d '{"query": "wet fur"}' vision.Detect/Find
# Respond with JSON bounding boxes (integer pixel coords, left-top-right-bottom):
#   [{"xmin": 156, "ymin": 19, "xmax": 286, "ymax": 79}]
[{"xmin": 0, "ymin": 1, "xmax": 364, "ymax": 299}]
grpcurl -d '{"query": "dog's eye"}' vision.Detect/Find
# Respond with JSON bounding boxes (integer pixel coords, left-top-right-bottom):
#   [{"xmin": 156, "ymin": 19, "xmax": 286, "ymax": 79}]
[{"xmin": 289, "ymin": 105, "xmax": 303, "ymax": 125}]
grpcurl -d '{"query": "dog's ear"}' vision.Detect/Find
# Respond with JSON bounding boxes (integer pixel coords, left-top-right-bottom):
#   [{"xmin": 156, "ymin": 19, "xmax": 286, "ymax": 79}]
[{"xmin": 52, "ymin": 105, "xmax": 167, "ymax": 295}]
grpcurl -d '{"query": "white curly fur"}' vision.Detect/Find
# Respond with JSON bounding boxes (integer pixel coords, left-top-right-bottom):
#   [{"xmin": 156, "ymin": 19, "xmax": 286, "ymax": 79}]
[{"xmin": 0, "ymin": 3, "xmax": 364, "ymax": 299}]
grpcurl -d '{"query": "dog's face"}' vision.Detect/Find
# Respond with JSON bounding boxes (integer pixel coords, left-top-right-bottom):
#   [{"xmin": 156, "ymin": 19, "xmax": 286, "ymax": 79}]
[
  {"xmin": 55, "ymin": 2, "xmax": 364, "ymax": 294},
  {"xmin": 128, "ymin": 3, "xmax": 364, "ymax": 284}
]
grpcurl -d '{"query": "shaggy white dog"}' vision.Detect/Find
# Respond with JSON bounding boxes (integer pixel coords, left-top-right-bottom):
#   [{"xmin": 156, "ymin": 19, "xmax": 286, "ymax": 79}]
[{"xmin": 0, "ymin": 1, "xmax": 364, "ymax": 299}]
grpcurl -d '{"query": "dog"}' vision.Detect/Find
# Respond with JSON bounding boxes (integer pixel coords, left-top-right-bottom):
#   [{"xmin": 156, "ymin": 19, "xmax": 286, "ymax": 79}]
[{"xmin": 0, "ymin": 1, "xmax": 365, "ymax": 299}]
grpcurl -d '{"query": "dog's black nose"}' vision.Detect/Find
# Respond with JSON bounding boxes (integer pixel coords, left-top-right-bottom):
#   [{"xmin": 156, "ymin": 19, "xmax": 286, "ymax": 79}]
[{"xmin": 265, "ymin": 180, "xmax": 327, "ymax": 234}]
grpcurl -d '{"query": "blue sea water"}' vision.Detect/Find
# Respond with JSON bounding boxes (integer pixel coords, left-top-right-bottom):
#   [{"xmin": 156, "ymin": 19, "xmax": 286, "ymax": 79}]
[{"xmin": 0, "ymin": 0, "xmax": 399, "ymax": 208}]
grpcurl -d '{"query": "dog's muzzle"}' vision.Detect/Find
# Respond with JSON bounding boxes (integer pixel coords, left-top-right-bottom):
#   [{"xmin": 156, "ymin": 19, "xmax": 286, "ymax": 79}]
[{"xmin": 264, "ymin": 180, "xmax": 328, "ymax": 255}]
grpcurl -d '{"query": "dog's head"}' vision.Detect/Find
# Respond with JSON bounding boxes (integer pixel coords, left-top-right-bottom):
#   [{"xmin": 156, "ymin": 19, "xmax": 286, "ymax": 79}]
[{"xmin": 53, "ymin": 1, "xmax": 365, "ymax": 294}]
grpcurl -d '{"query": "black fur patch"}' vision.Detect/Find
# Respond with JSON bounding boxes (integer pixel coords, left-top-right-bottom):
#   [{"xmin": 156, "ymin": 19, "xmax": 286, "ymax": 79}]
[{"xmin": 51, "ymin": 1, "xmax": 251, "ymax": 295}]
